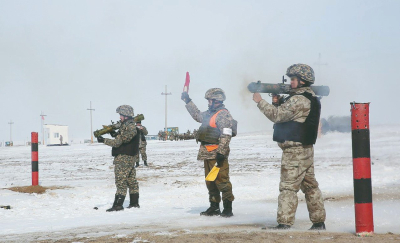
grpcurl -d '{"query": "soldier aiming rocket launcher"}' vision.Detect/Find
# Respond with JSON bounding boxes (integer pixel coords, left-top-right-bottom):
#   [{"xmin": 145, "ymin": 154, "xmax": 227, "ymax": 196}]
[
  {"xmin": 93, "ymin": 114, "xmax": 145, "ymax": 138},
  {"xmin": 247, "ymin": 76, "xmax": 330, "ymax": 96}
]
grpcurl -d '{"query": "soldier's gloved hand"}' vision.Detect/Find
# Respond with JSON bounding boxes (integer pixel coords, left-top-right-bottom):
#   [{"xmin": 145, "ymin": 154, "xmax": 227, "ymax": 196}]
[
  {"xmin": 110, "ymin": 131, "xmax": 118, "ymax": 137},
  {"xmin": 216, "ymin": 153, "xmax": 225, "ymax": 167},
  {"xmin": 272, "ymin": 95, "xmax": 280, "ymax": 106},
  {"xmin": 181, "ymin": 92, "xmax": 192, "ymax": 104},
  {"xmin": 97, "ymin": 136, "xmax": 105, "ymax": 143}
]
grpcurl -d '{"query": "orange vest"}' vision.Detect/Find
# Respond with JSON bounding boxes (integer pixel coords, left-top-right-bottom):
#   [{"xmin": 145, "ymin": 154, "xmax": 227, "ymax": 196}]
[
  {"xmin": 205, "ymin": 110, "xmax": 224, "ymax": 152},
  {"xmin": 196, "ymin": 110, "xmax": 225, "ymax": 152}
]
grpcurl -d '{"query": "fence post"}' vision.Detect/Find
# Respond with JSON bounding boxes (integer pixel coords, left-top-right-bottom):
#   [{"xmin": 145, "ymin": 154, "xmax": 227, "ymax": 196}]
[
  {"xmin": 31, "ymin": 132, "xmax": 39, "ymax": 186},
  {"xmin": 350, "ymin": 102, "xmax": 374, "ymax": 236}
]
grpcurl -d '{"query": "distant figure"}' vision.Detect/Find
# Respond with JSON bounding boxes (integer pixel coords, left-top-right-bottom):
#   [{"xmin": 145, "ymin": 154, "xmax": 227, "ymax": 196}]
[{"xmin": 60, "ymin": 135, "xmax": 63, "ymax": 145}]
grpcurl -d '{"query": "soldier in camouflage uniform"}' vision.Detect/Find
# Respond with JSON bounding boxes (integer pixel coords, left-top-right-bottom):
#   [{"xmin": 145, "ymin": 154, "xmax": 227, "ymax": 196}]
[
  {"xmin": 181, "ymin": 88, "xmax": 236, "ymax": 217},
  {"xmin": 253, "ymin": 64, "xmax": 326, "ymax": 230},
  {"xmin": 97, "ymin": 105, "xmax": 141, "ymax": 211},
  {"xmin": 135, "ymin": 120, "xmax": 148, "ymax": 167}
]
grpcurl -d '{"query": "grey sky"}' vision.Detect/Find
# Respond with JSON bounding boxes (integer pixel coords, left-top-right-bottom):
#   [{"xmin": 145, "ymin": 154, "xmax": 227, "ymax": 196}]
[{"xmin": 1, "ymin": 0, "xmax": 399, "ymax": 142}]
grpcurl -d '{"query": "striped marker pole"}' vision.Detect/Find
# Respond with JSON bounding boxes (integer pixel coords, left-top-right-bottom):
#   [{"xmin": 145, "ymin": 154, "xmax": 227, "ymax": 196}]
[
  {"xmin": 350, "ymin": 102, "xmax": 373, "ymax": 236},
  {"xmin": 31, "ymin": 132, "xmax": 39, "ymax": 186}
]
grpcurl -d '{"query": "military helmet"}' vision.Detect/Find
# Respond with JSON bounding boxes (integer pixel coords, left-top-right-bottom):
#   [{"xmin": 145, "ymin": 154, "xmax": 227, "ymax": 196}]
[
  {"xmin": 116, "ymin": 105, "xmax": 134, "ymax": 117},
  {"xmin": 286, "ymin": 64, "xmax": 315, "ymax": 84},
  {"xmin": 204, "ymin": 88, "xmax": 226, "ymax": 102}
]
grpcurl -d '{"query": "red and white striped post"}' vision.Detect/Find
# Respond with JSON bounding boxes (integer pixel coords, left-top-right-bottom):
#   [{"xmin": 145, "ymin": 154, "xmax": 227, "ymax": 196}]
[
  {"xmin": 31, "ymin": 132, "xmax": 39, "ymax": 186},
  {"xmin": 350, "ymin": 102, "xmax": 374, "ymax": 236}
]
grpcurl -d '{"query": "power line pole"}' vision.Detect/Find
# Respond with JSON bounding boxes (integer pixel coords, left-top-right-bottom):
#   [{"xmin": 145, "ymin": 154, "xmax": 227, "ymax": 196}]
[
  {"xmin": 314, "ymin": 53, "xmax": 328, "ymax": 82},
  {"xmin": 8, "ymin": 120, "xmax": 14, "ymax": 143},
  {"xmin": 87, "ymin": 101, "xmax": 95, "ymax": 144},
  {"xmin": 40, "ymin": 111, "xmax": 47, "ymax": 145},
  {"xmin": 161, "ymin": 85, "xmax": 172, "ymax": 141}
]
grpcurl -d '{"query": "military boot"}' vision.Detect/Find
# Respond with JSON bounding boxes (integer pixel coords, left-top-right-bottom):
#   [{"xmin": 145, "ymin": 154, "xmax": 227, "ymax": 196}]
[
  {"xmin": 200, "ymin": 202, "xmax": 221, "ymax": 216},
  {"xmin": 135, "ymin": 162, "xmax": 140, "ymax": 168},
  {"xmin": 309, "ymin": 222, "xmax": 326, "ymax": 230},
  {"xmin": 270, "ymin": 224, "xmax": 291, "ymax": 230},
  {"xmin": 220, "ymin": 200, "xmax": 233, "ymax": 217},
  {"xmin": 127, "ymin": 193, "xmax": 140, "ymax": 208},
  {"xmin": 144, "ymin": 161, "xmax": 148, "ymax": 166},
  {"xmin": 106, "ymin": 195, "xmax": 125, "ymax": 212}
]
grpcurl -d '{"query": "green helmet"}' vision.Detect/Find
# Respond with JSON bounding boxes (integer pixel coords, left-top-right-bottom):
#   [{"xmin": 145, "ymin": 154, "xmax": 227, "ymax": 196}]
[
  {"xmin": 204, "ymin": 88, "xmax": 226, "ymax": 102},
  {"xmin": 286, "ymin": 64, "xmax": 315, "ymax": 84},
  {"xmin": 116, "ymin": 105, "xmax": 134, "ymax": 117}
]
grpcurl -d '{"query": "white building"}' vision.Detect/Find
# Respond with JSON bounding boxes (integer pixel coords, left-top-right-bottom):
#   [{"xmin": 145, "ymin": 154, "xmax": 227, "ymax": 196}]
[{"xmin": 44, "ymin": 124, "xmax": 69, "ymax": 146}]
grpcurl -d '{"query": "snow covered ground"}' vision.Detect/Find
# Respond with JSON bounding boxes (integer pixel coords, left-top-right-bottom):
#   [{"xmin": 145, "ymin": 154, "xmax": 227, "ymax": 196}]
[{"xmin": 0, "ymin": 125, "xmax": 399, "ymax": 241}]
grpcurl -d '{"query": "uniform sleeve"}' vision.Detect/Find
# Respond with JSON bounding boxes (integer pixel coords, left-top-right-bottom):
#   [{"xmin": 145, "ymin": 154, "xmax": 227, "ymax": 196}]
[
  {"xmin": 215, "ymin": 111, "xmax": 232, "ymax": 156},
  {"xmin": 141, "ymin": 126, "xmax": 148, "ymax": 135},
  {"xmin": 185, "ymin": 100, "xmax": 203, "ymax": 123},
  {"xmin": 104, "ymin": 123, "xmax": 137, "ymax": 147},
  {"xmin": 256, "ymin": 96, "xmax": 308, "ymax": 123}
]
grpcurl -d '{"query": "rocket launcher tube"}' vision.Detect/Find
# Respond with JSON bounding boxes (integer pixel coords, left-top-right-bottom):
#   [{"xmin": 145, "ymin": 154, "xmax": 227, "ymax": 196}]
[
  {"xmin": 247, "ymin": 81, "xmax": 330, "ymax": 96},
  {"xmin": 133, "ymin": 114, "xmax": 145, "ymax": 123},
  {"xmin": 93, "ymin": 122, "xmax": 121, "ymax": 138},
  {"xmin": 93, "ymin": 114, "xmax": 145, "ymax": 138}
]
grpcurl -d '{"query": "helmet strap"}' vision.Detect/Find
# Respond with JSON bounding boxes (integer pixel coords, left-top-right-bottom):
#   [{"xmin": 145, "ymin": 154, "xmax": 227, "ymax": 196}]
[
  {"xmin": 208, "ymin": 100, "xmax": 222, "ymax": 111},
  {"xmin": 300, "ymin": 80, "xmax": 311, "ymax": 87}
]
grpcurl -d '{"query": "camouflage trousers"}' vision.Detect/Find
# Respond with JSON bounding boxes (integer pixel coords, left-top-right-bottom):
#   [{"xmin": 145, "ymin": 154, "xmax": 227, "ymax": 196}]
[
  {"xmin": 204, "ymin": 159, "xmax": 234, "ymax": 203},
  {"xmin": 139, "ymin": 145, "xmax": 147, "ymax": 161},
  {"xmin": 114, "ymin": 154, "xmax": 139, "ymax": 196},
  {"xmin": 277, "ymin": 145, "xmax": 326, "ymax": 225}
]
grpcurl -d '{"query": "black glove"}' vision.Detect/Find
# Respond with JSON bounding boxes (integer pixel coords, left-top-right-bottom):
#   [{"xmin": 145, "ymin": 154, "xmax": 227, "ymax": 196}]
[
  {"xmin": 272, "ymin": 95, "xmax": 284, "ymax": 107},
  {"xmin": 97, "ymin": 136, "xmax": 105, "ymax": 143},
  {"xmin": 216, "ymin": 153, "xmax": 225, "ymax": 167},
  {"xmin": 181, "ymin": 92, "xmax": 192, "ymax": 104},
  {"xmin": 110, "ymin": 131, "xmax": 118, "ymax": 138}
]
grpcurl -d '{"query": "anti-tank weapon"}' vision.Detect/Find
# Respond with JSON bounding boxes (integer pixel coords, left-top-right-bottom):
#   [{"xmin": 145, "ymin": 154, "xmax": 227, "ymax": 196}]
[
  {"xmin": 93, "ymin": 114, "xmax": 145, "ymax": 138},
  {"xmin": 247, "ymin": 76, "xmax": 330, "ymax": 97},
  {"xmin": 93, "ymin": 121, "xmax": 121, "ymax": 138}
]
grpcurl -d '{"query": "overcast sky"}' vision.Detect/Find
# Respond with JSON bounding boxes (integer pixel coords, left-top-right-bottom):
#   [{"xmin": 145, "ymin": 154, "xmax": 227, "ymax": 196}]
[{"xmin": 1, "ymin": 0, "xmax": 399, "ymax": 142}]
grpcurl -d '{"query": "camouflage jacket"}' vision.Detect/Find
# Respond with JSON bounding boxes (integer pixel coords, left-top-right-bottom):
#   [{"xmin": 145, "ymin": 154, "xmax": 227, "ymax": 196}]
[
  {"xmin": 257, "ymin": 87, "xmax": 315, "ymax": 148},
  {"xmin": 137, "ymin": 125, "xmax": 148, "ymax": 147},
  {"xmin": 104, "ymin": 119, "xmax": 138, "ymax": 158},
  {"xmin": 185, "ymin": 101, "xmax": 233, "ymax": 160}
]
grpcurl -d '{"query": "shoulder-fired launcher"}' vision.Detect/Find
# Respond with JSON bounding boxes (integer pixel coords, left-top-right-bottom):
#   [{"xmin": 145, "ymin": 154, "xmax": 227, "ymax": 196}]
[
  {"xmin": 93, "ymin": 114, "xmax": 145, "ymax": 138},
  {"xmin": 247, "ymin": 80, "xmax": 330, "ymax": 96}
]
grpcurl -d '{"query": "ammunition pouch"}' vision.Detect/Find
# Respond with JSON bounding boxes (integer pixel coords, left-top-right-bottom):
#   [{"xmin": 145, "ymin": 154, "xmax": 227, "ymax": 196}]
[{"xmin": 197, "ymin": 124, "xmax": 221, "ymax": 144}]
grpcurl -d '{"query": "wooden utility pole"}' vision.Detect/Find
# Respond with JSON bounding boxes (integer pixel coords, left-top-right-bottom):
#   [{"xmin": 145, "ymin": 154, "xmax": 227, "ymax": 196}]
[
  {"xmin": 40, "ymin": 112, "xmax": 47, "ymax": 145},
  {"xmin": 161, "ymin": 85, "xmax": 172, "ymax": 141},
  {"xmin": 8, "ymin": 120, "xmax": 14, "ymax": 144},
  {"xmin": 314, "ymin": 53, "xmax": 328, "ymax": 82},
  {"xmin": 87, "ymin": 101, "xmax": 95, "ymax": 143}
]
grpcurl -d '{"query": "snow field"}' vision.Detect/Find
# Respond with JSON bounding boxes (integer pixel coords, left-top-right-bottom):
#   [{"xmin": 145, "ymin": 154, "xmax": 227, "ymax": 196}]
[{"xmin": 0, "ymin": 125, "xmax": 399, "ymax": 237}]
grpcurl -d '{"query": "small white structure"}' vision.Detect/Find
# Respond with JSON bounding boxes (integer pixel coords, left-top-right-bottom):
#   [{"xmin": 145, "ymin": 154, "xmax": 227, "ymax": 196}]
[{"xmin": 44, "ymin": 124, "xmax": 69, "ymax": 146}]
